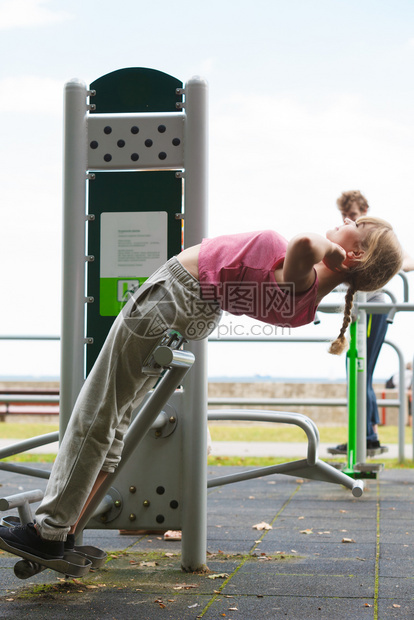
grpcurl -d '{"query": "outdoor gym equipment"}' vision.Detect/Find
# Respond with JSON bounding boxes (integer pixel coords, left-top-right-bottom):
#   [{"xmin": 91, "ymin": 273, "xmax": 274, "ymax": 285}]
[{"xmin": 0, "ymin": 68, "xmax": 366, "ymax": 578}]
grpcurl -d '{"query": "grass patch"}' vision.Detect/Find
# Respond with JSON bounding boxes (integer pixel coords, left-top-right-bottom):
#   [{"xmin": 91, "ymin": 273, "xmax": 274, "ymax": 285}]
[
  {"xmin": 0, "ymin": 453, "xmax": 55, "ymax": 463},
  {"xmin": 0, "ymin": 423, "xmax": 412, "ymax": 468},
  {"xmin": 0, "ymin": 422, "xmax": 411, "ymax": 444},
  {"xmin": 208, "ymin": 424, "xmax": 412, "ymax": 444},
  {"xmin": 0, "ymin": 423, "xmax": 58, "ymax": 439}
]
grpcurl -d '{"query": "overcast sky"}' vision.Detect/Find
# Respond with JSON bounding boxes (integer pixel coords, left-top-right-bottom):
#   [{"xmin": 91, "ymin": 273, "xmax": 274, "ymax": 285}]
[{"xmin": 0, "ymin": 0, "xmax": 413, "ymax": 380}]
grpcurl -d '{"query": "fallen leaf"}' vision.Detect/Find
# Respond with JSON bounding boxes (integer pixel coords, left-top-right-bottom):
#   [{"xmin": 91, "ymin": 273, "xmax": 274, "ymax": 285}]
[
  {"xmin": 252, "ymin": 521, "xmax": 272, "ymax": 531},
  {"xmin": 393, "ymin": 604, "xmax": 401, "ymax": 608},
  {"xmin": 140, "ymin": 561, "xmax": 158, "ymax": 567},
  {"xmin": 228, "ymin": 607, "xmax": 238, "ymax": 611},
  {"xmin": 188, "ymin": 603, "xmax": 199, "ymax": 608},
  {"xmin": 207, "ymin": 573, "xmax": 229, "ymax": 580},
  {"xmin": 364, "ymin": 603, "xmax": 373, "ymax": 607},
  {"xmin": 300, "ymin": 529, "xmax": 313, "ymax": 535},
  {"xmin": 164, "ymin": 530, "xmax": 182, "ymax": 540},
  {"xmin": 339, "ymin": 509, "xmax": 347, "ymax": 513},
  {"xmin": 342, "ymin": 538, "xmax": 356, "ymax": 543},
  {"xmin": 298, "ymin": 516, "xmax": 305, "ymax": 520}
]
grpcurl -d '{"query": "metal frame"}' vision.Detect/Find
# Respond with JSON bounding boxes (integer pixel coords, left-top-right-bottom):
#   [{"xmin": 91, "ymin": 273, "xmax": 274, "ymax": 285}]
[
  {"xmin": 1, "ymin": 69, "xmax": 413, "ymax": 576},
  {"xmin": 207, "ymin": 409, "xmax": 364, "ymax": 496},
  {"xmin": 59, "ymin": 73, "xmax": 210, "ymax": 571}
]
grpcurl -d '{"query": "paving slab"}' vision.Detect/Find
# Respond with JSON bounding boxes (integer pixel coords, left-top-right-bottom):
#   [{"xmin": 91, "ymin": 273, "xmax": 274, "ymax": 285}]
[{"xmin": 0, "ymin": 464, "xmax": 412, "ymax": 619}]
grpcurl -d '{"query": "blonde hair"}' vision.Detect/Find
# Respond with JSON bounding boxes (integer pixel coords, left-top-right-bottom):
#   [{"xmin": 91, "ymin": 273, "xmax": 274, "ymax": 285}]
[
  {"xmin": 336, "ymin": 190, "xmax": 369, "ymax": 217},
  {"xmin": 329, "ymin": 216, "xmax": 403, "ymax": 355}
]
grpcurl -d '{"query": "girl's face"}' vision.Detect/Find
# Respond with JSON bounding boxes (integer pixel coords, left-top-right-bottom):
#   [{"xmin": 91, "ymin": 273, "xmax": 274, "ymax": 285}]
[{"xmin": 326, "ymin": 218, "xmax": 372, "ymax": 253}]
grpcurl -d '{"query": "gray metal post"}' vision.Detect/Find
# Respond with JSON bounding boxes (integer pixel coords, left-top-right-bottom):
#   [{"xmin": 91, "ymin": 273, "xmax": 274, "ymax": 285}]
[
  {"xmin": 60, "ymin": 79, "xmax": 88, "ymax": 439},
  {"xmin": 181, "ymin": 77, "xmax": 209, "ymax": 572},
  {"xmin": 356, "ymin": 293, "xmax": 367, "ymax": 463}
]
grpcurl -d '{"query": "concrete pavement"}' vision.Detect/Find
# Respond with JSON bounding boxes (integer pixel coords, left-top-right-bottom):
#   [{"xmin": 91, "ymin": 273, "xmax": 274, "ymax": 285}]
[{"xmin": 0, "ymin": 464, "xmax": 413, "ymax": 618}]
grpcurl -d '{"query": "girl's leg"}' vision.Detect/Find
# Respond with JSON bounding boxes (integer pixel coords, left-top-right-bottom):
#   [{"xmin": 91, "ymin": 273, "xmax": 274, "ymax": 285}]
[
  {"xmin": 35, "ymin": 270, "xmax": 174, "ymax": 540},
  {"xmin": 35, "ymin": 258, "xmax": 220, "ymax": 542},
  {"xmin": 68, "ymin": 470, "xmax": 109, "ymax": 535}
]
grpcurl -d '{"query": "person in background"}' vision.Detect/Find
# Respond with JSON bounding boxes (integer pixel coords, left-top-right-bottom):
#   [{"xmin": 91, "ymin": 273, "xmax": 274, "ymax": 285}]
[
  {"xmin": 386, "ymin": 361, "xmax": 413, "ymax": 427},
  {"xmin": 333, "ymin": 191, "xmax": 414, "ymax": 453}
]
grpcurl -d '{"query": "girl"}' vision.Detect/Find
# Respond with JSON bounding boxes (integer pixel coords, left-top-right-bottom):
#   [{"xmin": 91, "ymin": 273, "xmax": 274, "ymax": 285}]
[{"xmin": 0, "ymin": 216, "xmax": 403, "ymax": 561}]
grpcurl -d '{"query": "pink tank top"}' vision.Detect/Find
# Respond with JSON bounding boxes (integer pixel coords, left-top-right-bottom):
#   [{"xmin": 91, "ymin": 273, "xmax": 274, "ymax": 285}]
[{"xmin": 198, "ymin": 231, "xmax": 318, "ymax": 328}]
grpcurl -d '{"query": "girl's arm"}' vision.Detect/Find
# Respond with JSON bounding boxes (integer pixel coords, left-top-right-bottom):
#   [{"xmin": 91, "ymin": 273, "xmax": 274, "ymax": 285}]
[{"xmin": 282, "ymin": 233, "xmax": 346, "ymax": 292}]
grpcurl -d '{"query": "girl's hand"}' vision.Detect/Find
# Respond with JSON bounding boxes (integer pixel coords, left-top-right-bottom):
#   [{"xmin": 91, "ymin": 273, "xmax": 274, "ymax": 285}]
[{"xmin": 322, "ymin": 243, "xmax": 348, "ymax": 273}]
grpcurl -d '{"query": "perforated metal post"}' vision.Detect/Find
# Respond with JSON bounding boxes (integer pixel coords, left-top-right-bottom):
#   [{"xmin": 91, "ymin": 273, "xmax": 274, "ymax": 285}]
[{"xmin": 60, "ymin": 79, "xmax": 88, "ymax": 439}]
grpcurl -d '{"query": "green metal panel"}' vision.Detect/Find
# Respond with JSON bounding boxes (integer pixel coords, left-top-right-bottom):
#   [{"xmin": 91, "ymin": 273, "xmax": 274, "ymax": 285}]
[
  {"xmin": 86, "ymin": 68, "xmax": 183, "ymax": 374},
  {"xmin": 90, "ymin": 67, "xmax": 182, "ymax": 114}
]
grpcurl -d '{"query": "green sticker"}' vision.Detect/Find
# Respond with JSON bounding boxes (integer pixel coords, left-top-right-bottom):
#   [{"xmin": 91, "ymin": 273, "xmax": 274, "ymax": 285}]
[{"xmin": 100, "ymin": 277, "xmax": 148, "ymax": 316}]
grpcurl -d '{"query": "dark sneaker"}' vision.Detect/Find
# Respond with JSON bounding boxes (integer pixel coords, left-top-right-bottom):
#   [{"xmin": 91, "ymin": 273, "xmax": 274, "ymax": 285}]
[
  {"xmin": 0, "ymin": 523, "xmax": 64, "ymax": 560},
  {"xmin": 367, "ymin": 439, "xmax": 381, "ymax": 450},
  {"xmin": 334, "ymin": 443, "xmax": 348, "ymax": 454},
  {"xmin": 64, "ymin": 533, "xmax": 75, "ymax": 551}
]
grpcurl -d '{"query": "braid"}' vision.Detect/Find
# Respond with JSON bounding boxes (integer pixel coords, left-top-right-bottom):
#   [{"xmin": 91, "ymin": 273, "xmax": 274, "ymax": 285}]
[
  {"xmin": 328, "ymin": 285, "xmax": 356, "ymax": 355},
  {"xmin": 326, "ymin": 215, "xmax": 402, "ymax": 356}
]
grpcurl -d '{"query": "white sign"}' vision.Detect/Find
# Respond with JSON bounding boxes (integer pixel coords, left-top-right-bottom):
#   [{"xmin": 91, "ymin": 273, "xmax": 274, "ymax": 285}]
[{"xmin": 100, "ymin": 211, "xmax": 168, "ymax": 278}]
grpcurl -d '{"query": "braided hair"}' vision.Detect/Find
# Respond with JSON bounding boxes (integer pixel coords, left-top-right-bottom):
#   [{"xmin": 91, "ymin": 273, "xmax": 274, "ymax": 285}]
[{"xmin": 328, "ymin": 216, "xmax": 403, "ymax": 355}]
